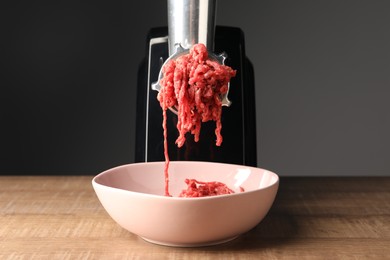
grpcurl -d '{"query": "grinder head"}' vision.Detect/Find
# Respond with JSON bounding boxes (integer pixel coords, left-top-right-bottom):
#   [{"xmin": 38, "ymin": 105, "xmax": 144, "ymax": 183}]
[{"xmin": 151, "ymin": 0, "xmax": 232, "ymax": 114}]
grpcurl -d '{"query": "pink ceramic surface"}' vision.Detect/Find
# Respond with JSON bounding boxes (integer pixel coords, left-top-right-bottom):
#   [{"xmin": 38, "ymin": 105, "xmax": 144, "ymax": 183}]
[{"xmin": 92, "ymin": 161, "xmax": 279, "ymax": 247}]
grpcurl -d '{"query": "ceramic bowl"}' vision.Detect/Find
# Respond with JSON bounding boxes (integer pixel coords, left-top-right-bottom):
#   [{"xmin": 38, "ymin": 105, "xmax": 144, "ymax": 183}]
[{"xmin": 92, "ymin": 161, "xmax": 279, "ymax": 247}]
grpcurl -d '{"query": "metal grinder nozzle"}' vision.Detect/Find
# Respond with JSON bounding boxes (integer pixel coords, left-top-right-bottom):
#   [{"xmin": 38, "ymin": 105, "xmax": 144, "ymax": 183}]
[{"xmin": 151, "ymin": 0, "xmax": 232, "ymax": 114}]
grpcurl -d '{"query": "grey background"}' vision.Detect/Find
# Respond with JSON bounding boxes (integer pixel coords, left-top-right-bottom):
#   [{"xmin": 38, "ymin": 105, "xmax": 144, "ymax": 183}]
[{"xmin": 1, "ymin": 0, "xmax": 389, "ymax": 176}]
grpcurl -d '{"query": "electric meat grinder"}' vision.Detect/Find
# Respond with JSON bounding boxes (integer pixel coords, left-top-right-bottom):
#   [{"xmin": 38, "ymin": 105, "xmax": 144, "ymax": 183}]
[{"xmin": 136, "ymin": 0, "xmax": 257, "ymax": 166}]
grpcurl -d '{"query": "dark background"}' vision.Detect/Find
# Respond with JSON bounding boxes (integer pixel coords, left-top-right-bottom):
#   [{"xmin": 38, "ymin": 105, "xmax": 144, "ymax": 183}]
[{"xmin": 1, "ymin": 1, "xmax": 389, "ymax": 176}]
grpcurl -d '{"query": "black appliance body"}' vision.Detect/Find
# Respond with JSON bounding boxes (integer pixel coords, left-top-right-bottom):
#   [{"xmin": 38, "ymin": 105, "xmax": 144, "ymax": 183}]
[{"xmin": 136, "ymin": 26, "xmax": 257, "ymax": 167}]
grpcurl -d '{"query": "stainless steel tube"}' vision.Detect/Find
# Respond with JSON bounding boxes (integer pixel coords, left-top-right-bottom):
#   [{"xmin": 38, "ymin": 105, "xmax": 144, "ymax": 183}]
[{"xmin": 167, "ymin": 0, "xmax": 217, "ymax": 56}]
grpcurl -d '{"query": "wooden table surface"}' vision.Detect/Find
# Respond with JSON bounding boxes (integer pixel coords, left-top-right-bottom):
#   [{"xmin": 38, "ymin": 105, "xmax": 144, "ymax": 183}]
[{"xmin": 0, "ymin": 176, "xmax": 389, "ymax": 259}]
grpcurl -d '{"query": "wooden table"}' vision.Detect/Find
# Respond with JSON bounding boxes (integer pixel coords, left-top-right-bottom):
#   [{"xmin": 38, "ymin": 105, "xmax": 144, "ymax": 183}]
[{"xmin": 0, "ymin": 176, "xmax": 389, "ymax": 259}]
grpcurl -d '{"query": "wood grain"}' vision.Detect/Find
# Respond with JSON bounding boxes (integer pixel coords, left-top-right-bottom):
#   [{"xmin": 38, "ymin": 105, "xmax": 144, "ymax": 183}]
[{"xmin": 1, "ymin": 176, "xmax": 389, "ymax": 259}]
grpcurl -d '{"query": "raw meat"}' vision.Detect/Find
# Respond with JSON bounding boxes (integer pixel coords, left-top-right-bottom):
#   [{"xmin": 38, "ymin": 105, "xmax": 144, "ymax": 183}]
[{"xmin": 157, "ymin": 43, "xmax": 236, "ymax": 196}]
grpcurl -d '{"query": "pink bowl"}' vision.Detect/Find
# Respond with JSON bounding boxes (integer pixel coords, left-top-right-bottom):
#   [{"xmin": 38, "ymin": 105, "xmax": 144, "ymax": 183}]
[{"xmin": 92, "ymin": 161, "xmax": 279, "ymax": 247}]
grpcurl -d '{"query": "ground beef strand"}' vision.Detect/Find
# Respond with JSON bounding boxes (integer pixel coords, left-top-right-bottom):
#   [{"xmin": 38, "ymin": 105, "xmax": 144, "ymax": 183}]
[
  {"xmin": 158, "ymin": 43, "xmax": 236, "ymax": 147},
  {"xmin": 157, "ymin": 43, "xmax": 236, "ymax": 197}
]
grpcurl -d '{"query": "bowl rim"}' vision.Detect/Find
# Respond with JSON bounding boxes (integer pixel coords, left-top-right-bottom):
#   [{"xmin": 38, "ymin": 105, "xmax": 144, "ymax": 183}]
[{"xmin": 92, "ymin": 161, "xmax": 279, "ymax": 201}]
